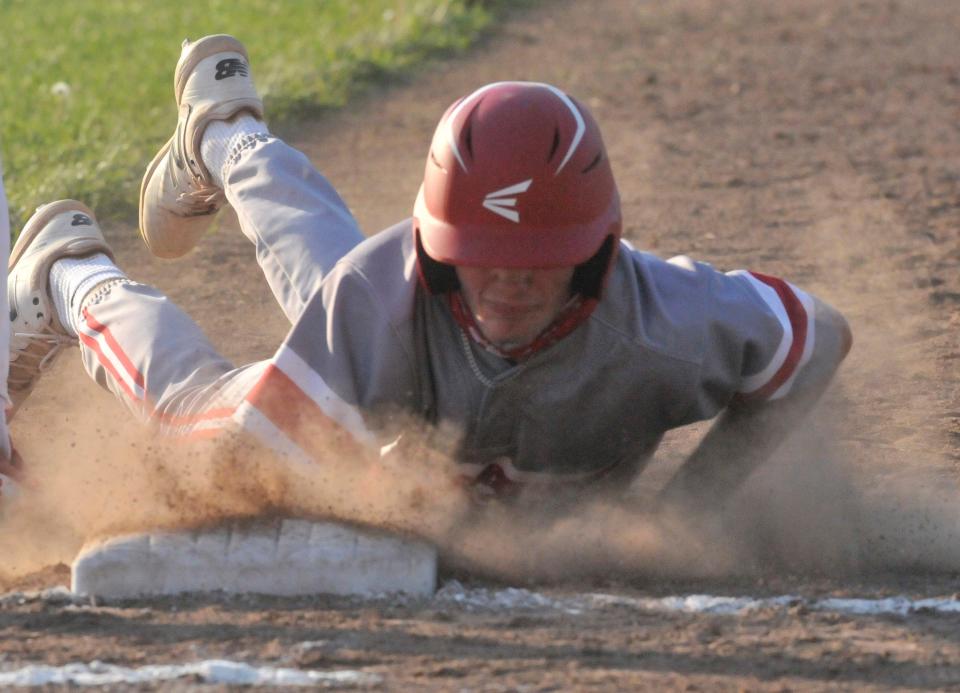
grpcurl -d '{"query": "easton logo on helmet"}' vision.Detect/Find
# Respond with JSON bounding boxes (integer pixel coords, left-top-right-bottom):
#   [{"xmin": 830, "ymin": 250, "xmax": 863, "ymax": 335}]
[{"xmin": 482, "ymin": 179, "xmax": 532, "ymax": 223}]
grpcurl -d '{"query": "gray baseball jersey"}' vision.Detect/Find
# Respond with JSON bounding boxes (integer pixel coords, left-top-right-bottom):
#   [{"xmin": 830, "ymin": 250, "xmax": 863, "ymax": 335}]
[{"xmin": 248, "ymin": 221, "xmax": 813, "ymax": 492}]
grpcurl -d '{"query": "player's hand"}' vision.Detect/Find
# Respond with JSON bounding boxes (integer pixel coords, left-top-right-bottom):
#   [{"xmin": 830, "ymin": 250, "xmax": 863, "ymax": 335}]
[{"xmin": 0, "ymin": 443, "xmax": 26, "ymax": 483}]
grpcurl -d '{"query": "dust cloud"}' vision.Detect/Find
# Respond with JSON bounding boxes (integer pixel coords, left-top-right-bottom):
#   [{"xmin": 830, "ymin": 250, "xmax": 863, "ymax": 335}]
[
  {"xmin": 0, "ymin": 308, "xmax": 957, "ymax": 592},
  {"xmin": 0, "ymin": 401, "xmax": 738, "ymax": 589},
  {"xmin": 0, "ymin": 382, "xmax": 725, "ymax": 588}
]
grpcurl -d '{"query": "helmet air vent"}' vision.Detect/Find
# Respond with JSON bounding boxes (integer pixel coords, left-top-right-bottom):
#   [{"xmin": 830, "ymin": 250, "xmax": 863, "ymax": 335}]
[
  {"xmin": 547, "ymin": 127, "xmax": 561, "ymax": 162},
  {"xmin": 582, "ymin": 152, "xmax": 603, "ymax": 174}
]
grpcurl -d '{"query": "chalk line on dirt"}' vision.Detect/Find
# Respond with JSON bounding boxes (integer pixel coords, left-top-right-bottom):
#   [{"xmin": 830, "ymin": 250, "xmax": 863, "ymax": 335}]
[
  {"xmin": 6, "ymin": 582, "xmax": 960, "ymax": 618},
  {"xmin": 0, "ymin": 659, "xmax": 381, "ymax": 688},
  {"xmin": 4, "ymin": 581, "xmax": 960, "ymax": 687},
  {"xmin": 434, "ymin": 580, "xmax": 960, "ymax": 617}
]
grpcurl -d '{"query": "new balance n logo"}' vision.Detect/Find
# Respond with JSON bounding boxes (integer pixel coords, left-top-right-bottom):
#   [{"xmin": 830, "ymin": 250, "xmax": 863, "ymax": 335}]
[
  {"xmin": 482, "ymin": 179, "xmax": 533, "ymax": 223},
  {"xmin": 215, "ymin": 58, "xmax": 248, "ymax": 80}
]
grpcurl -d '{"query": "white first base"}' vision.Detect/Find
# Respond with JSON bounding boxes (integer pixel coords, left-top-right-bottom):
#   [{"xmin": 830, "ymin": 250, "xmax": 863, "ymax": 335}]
[{"xmin": 71, "ymin": 519, "xmax": 437, "ymax": 599}]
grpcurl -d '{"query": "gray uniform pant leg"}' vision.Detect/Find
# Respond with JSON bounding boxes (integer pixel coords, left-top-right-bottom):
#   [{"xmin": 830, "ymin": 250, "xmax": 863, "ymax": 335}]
[
  {"xmin": 77, "ymin": 137, "xmax": 364, "ymax": 435},
  {"xmin": 224, "ymin": 137, "xmax": 365, "ymax": 324},
  {"xmin": 78, "ymin": 280, "xmax": 264, "ymax": 434}
]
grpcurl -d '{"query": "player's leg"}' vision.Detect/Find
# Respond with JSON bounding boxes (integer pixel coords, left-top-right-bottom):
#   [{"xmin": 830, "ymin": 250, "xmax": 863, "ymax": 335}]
[
  {"xmin": 139, "ymin": 35, "xmax": 364, "ymax": 325},
  {"xmin": 8, "ymin": 200, "xmax": 266, "ymax": 437}
]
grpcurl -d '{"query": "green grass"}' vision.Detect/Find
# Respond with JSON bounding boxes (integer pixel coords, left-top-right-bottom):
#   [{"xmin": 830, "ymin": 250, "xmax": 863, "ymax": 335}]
[{"xmin": 0, "ymin": 0, "xmax": 510, "ymax": 229}]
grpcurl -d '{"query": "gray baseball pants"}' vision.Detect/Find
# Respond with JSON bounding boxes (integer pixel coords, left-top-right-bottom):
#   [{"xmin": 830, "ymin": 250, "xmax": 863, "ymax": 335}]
[{"xmin": 77, "ymin": 137, "xmax": 365, "ymax": 439}]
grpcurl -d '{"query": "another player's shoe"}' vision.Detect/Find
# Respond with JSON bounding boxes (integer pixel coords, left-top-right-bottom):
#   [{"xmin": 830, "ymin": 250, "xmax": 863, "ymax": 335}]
[
  {"xmin": 139, "ymin": 34, "xmax": 263, "ymax": 259},
  {"xmin": 8, "ymin": 200, "xmax": 114, "ymax": 414}
]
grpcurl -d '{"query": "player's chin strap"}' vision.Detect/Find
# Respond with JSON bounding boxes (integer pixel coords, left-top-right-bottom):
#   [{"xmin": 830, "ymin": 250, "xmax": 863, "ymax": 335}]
[{"xmin": 447, "ymin": 291, "xmax": 598, "ymax": 362}]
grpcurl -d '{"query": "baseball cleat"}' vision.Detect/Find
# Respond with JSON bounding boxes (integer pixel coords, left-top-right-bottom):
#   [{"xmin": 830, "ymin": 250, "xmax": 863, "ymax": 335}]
[
  {"xmin": 7, "ymin": 200, "xmax": 114, "ymax": 414},
  {"xmin": 139, "ymin": 34, "xmax": 263, "ymax": 259}
]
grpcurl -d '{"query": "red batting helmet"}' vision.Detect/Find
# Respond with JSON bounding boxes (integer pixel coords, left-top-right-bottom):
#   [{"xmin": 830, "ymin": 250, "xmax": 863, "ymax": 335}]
[{"xmin": 413, "ymin": 82, "xmax": 621, "ymax": 296}]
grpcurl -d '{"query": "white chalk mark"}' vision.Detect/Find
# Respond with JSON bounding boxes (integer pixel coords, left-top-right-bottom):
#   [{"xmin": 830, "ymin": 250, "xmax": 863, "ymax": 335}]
[
  {"xmin": 0, "ymin": 660, "xmax": 382, "ymax": 688},
  {"xmin": 434, "ymin": 581, "xmax": 960, "ymax": 617}
]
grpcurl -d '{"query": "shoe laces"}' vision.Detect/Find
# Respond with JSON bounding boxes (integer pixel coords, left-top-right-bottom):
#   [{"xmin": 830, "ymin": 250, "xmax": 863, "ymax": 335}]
[
  {"xmin": 9, "ymin": 327, "xmax": 77, "ymax": 391},
  {"xmin": 178, "ymin": 184, "xmax": 225, "ymax": 215}
]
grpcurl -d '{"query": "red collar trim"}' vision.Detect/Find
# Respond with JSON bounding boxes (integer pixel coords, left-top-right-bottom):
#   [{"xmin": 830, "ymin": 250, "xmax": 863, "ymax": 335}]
[{"xmin": 448, "ymin": 292, "xmax": 597, "ymax": 361}]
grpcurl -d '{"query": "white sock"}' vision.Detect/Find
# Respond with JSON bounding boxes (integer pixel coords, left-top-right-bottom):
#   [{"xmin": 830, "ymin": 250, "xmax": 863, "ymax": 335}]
[
  {"xmin": 49, "ymin": 254, "xmax": 126, "ymax": 337},
  {"xmin": 200, "ymin": 114, "xmax": 270, "ymax": 188}
]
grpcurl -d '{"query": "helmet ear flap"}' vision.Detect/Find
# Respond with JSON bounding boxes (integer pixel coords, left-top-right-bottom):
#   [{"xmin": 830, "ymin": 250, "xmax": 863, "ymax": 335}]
[
  {"xmin": 415, "ymin": 229, "xmax": 459, "ymax": 294},
  {"xmin": 416, "ymin": 228, "xmax": 618, "ymax": 299},
  {"xmin": 571, "ymin": 235, "xmax": 616, "ymax": 299}
]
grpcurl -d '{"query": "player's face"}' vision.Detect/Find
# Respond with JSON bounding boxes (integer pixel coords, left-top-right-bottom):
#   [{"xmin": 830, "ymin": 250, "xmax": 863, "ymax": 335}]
[{"xmin": 455, "ymin": 265, "xmax": 576, "ymax": 349}]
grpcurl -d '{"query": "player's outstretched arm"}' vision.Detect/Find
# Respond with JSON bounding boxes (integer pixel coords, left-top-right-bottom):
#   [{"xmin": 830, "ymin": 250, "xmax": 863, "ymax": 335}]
[{"xmin": 657, "ymin": 296, "xmax": 852, "ymax": 513}]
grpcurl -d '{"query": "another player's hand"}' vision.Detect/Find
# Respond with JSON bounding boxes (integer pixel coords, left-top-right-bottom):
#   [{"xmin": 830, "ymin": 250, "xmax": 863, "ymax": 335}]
[{"xmin": 0, "ymin": 443, "xmax": 25, "ymax": 483}]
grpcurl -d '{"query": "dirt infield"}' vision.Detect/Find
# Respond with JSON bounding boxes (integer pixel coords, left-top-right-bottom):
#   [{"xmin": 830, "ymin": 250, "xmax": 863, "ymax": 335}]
[{"xmin": 2, "ymin": 0, "xmax": 960, "ymax": 689}]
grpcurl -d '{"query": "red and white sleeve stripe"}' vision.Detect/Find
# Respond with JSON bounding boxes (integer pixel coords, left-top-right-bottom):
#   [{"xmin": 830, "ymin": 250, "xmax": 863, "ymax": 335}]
[
  {"xmin": 729, "ymin": 271, "xmax": 816, "ymax": 401},
  {"xmin": 234, "ymin": 345, "xmax": 375, "ymax": 463}
]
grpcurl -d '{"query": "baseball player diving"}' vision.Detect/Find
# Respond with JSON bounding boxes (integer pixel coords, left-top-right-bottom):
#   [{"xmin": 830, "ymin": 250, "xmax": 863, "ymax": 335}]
[{"xmin": 5, "ymin": 35, "xmax": 852, "ymax": 516}]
